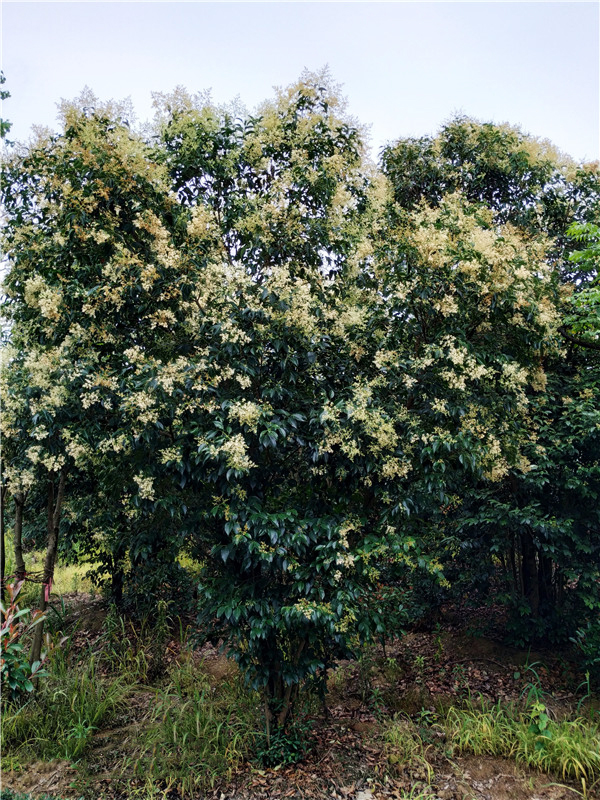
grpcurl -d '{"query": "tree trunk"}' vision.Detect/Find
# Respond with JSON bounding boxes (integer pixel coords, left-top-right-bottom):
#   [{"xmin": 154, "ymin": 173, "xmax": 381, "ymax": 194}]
[
  {"xmin": 508, "ymin": 535, "xmax": 519, "ymax": 599},
  {"xmin": 538, "ymin": 552, "xmax": 554, "ymax": 609},
  {"xmin": 275, "ymin": 638, "xmax": 306, "ymax": 729},
  {"xmin": 0, "ymin": 483, "xmax": 6, "ymax": 602},
  {"xmin": 30, "ymin": 470, "xmax": 66, "ymax": 668},
  {"xmin": 110, "ymin": 539, "xmax": 127, "ymax": 608},
  {"xmin": 556, "ymin": 570, "xmax": 565, "ymax": 609},
  {"xmin": 13, "ymin": 492, "xmax": 27, "ymax": 582},
  {"xmin": 520, "ymin": 530, "xmax": 539, "ymax": 617}
]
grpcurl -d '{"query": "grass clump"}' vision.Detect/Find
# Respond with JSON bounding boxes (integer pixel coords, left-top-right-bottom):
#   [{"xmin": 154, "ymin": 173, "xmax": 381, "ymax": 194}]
[
  {"xmin": 444, "ymin": 697, "xmax": 600, "ymax": 786},
  {"xmin": 382, "ymin": 714, "xmax": 434, "ymax": 784},
  {"xmin": 135, "ymin": 653, "xmax": 260, "ymax": 796},
  {"xmin": 99, "ymin": 602, "xmax": 151, "ymax": 678},
  {"xmin": 1, "ymin": 648, "xmax": 130, "ymax": 763}
]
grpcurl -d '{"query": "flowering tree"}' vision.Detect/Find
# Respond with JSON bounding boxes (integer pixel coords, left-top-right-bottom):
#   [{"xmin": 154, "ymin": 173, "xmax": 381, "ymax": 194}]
[
  {"xmin": 0, "ymin": 76, "xmax": 577, "ymax": 717},
  {"xmin": 151, "ymin": 84, "xmax": 562, "ymax": 728}
]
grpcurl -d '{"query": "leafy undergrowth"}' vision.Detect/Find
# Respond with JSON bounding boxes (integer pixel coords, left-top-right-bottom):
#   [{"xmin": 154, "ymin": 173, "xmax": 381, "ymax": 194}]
[{"xmin": 2, "ymin": 594, "xmax": 599, "ymax": 800}]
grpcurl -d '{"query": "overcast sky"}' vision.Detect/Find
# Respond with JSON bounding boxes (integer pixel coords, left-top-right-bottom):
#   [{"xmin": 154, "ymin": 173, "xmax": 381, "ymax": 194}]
[{"xmin": 2, "ymin": 1, "xmax": 599, "ymax": 162}]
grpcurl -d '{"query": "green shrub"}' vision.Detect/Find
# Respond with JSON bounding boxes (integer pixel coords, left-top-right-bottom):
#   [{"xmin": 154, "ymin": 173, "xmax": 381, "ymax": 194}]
[
  {"xmin": 255, "ymin": 715, "xmax": 314, "ymax": 767},
  {"xmin": 573, "ymin": 620, "xmax": 600, "ymax": 687},
  {"xmin": 1, "ymin": 582, "xmax": 48, "ymax": 704}
]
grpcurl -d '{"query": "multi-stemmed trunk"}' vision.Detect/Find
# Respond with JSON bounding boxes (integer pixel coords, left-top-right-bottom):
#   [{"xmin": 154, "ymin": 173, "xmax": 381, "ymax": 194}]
[{"xmin": 263, "ymin": 637, "xmax": 306, "ymax": 746}]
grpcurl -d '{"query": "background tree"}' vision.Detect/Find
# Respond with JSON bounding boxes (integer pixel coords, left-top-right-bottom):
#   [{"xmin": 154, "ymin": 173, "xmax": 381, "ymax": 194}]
[
  {"xmin": 1, "ymin": 70, "xmax": 12, "ymax": 601},
  {"xmin": 0, "ymin": 71, "xmax": 11, "ymax": 141},
  {"xmin": 563, "ymin": 221, "xmax": 600, "ymax": 346},
  {"xmin": 382, "ymin": 119, "xmax": 600, "ymax": 652},
  {"xmin": 0, "ymin": 97, "xmax": 188, "ymax": 650}
]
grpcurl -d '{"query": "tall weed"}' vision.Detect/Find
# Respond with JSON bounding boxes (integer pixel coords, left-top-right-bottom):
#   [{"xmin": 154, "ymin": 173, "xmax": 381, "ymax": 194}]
[{"xmin": 100, "ymin": 603, "xmax": 149, "ymax": 679}]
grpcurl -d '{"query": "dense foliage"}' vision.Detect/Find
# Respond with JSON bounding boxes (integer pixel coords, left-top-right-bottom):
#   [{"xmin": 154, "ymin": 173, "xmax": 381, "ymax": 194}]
[{"xmin": 1, "ymin": 73, "xmax": 599, "ymax": 727}]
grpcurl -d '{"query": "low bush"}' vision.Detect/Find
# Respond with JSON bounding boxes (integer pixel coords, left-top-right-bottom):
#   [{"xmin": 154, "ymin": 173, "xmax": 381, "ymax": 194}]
[{"xmin": 1, "ymin": 582, "xmax": 48, "ymax": 704}]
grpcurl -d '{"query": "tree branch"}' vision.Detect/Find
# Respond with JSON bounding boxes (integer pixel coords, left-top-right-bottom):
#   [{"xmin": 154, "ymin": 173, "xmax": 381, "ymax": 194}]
[{"xmin": 558, "ymin": 326, "xmax": 600, "ymax": 352}]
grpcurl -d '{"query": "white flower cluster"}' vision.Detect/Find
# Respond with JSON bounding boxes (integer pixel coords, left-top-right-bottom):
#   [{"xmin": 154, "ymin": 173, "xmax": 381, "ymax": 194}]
[
  {"xmin": 228, "ymin": 400, "xmax": 265, "ymax": 432},
  {"xmin": 134, "ymin": 474, "xmax": 155, "ymax": 501},
  {"xmin": 24, "ymin": 275, "xmax": 62, "ymax": 321},
  {"xmin": 220, "ymin": 434, "xmax": 256, "ymax": 472}
]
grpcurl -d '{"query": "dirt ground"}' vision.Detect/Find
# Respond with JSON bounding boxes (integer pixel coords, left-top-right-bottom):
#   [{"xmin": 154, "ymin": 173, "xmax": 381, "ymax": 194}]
[{"xmin": 2, "ymin": 730, "xmax": 588, "ymax": 800}]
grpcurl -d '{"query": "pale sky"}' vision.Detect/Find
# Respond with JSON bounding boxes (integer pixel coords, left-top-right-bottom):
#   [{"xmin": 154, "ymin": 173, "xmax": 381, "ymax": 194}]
[{"xmin": 1, "ymin": 1, "xmax": 599, "ymax": 162}]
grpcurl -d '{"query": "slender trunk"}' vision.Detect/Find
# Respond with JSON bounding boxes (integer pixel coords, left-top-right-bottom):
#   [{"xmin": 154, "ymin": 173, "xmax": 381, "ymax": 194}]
[
  {"xmin": 110, "ymin": 539, "xmax": 126, "ymax": 608},
  {"xmin": 13, "ymin": 492, "xmax": 26, "ymax": 582},
  {"xmin": 264, "ymin": 693, "xmax": 272, "ymax": 747},
  {"xmin": 0, "ymin": 484, "xmax": 6, "ymax": 602},
  {"xmin": 540, "ymin": 553, "xmax": 557, "ymax": 608},
  {"xmin": 111, "ymin": 562, "xmax": 124, "ymax": 608},
  {"xmin": 538, "ymin": 553, "xmax": 554, "ymax": 609},
  {"xmin": 556, "ymin": 569, "xmax": 565, "ymax": 609},
  {"xmin": 509, "ymin": 535, "xmax": 519, "ymax": 599},
  {"xmin": 30, "ymin": 470, "xmax": 66, "ymax": 668}
]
